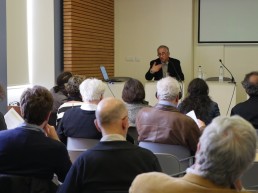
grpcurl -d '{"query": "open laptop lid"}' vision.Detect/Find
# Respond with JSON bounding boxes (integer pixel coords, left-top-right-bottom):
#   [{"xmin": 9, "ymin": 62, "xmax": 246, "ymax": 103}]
[
  {"xmin": 100, "ymin": 65, "xmax": 131, "ymax": 82},
  {"xmin": 100, "ymin": 65, "xmax": 124, "ymax": 82},
  {"xmin": 100, "ymin": 65, "xmax": 110, "ymax": 81}
]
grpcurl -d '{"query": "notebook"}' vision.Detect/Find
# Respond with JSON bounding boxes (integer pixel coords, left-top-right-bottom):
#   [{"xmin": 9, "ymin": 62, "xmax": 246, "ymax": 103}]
[{"xmin": 100, "ymin": 65, "xmax": 125, "ymax": 82}]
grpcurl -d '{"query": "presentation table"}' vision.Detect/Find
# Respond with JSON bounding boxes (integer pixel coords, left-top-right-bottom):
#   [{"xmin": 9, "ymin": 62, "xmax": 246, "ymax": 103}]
[{"xmin": 103, "ymin": 80, "xmax": 236, "ymax": 117}]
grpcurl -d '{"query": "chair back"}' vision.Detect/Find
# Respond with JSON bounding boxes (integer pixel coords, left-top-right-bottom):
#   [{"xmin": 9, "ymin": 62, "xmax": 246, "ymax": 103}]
[
  {"xmin": 67, "ymin": 137, "xmax": 99, "ymax": 163},
  {"xmin": 241, "ymin": 162, "xmax": 258, "ymax": 190},
  {"xmin": 127, "ymin": 126, "xmax": 138, "ymax": 144},
  {"xmin": 0, "ymin": 174, "xmax": 57, "ymax": 193},
  {"xmin": 154, "ymin": 153, "xmax": 181, "ymax": 176},
  {"xmin": 139, "ymin": 141, "xmax": 193, "ymax": 171}
]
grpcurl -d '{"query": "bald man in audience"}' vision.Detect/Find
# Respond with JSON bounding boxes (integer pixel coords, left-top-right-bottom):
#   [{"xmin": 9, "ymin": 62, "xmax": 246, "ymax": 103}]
[
  {"xmin": 57, "ymin": 98, "xmax": 161, "ymax": 193},
  {"xmin": 231, "ymin": 71, "xmax": 258, "ymax": 129},
  {"xmin": 130, "ymin": 116, "xmax": 257, "ymax": 193}
]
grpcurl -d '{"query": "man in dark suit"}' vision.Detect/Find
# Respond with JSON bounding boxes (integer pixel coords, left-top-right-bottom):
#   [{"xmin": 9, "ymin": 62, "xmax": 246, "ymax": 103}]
[
  {"xmin": 231, "ymin": 71, "xmax": 258, "ymax": 129},
  {"xmin": 145, "ymin": 45, "xmax": 184, "ymax": 81}
]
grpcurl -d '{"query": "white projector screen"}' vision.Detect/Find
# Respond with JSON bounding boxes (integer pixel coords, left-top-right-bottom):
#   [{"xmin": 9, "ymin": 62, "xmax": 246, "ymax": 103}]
[{"xmin": 198, "ymin": 0, "xmax": 258, "ymax": 43}]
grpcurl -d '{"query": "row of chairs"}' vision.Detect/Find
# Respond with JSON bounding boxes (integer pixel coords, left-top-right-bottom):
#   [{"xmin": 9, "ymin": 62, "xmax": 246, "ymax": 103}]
[
  {"xmin": 67, "ymin": 137, "xmax": 194, "ymax": 176},
  {"xmin": 67, "ymin": 137, "xmax": 258, "ymax": 190}
]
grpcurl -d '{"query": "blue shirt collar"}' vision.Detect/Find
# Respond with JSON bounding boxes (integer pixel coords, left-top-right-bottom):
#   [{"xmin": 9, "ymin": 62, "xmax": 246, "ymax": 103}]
[
  {"xmin": 158, "ymin": 100, "xmax": 177, "ymax": 108},
  {"xmin": 20, "ymin": 122, "xmax": 45, "ymax": 134}
]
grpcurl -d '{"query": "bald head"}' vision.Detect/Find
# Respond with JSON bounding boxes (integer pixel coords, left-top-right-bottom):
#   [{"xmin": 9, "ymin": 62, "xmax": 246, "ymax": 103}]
[{"xmin": 95, "ymin": 98, "xmax": 128, "ymax": 134}]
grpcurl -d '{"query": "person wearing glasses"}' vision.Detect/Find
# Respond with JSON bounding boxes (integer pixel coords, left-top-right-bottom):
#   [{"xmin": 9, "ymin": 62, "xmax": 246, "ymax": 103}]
[
  {"xmin": 145, "ymin": 45, "xmax": 184, "ymax": 81},
  {"xmin": 57, "ymin": 98, "xmax": 161, "ymax": 193}
]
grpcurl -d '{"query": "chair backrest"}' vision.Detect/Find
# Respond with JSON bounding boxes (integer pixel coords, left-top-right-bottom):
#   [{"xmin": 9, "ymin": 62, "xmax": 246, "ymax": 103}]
[
  {"xmin": 139, "ymin": 141, "xmax": 193, "ymax": 171},
  {"xmin": 241, "ymin": 162, "xmax": 258, "ymax": 190},
  {"xmin": 0, "ymin": 174, "xmax": 57, "ymax": 193},
  {"xmin": 67, "ymin": 137, "xmax": 99, "ymax": 163},
  {"xmin": 154, "ymin": 153, "xmax": 181, "ymax": 176},
  {"xmin": 127, "ymin": 126, "xmax": 138, "ymax": 144}
]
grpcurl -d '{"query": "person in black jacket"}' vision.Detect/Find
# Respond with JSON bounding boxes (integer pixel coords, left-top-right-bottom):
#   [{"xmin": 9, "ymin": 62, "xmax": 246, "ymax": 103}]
[
  {"xmin": 231, "ymin": 71, "xmax": 258, "ymax": 129},
  {"xmin": 145, "ymin": 45, "xmax": 184, "ymax": 81}
]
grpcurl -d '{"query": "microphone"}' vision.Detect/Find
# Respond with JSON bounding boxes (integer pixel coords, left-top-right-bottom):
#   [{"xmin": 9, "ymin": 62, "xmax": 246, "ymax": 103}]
[
  {"xmin": 219, "ymin": 59, "xmax": 236, "ymax": 84},
  {"xmin": 171, "ymin": 64, "xmax": 183, "ymax": 99}
]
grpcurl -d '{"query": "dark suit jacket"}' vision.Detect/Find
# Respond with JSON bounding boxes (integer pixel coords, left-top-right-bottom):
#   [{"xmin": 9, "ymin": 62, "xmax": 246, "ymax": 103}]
[
  {"xmin": 231, "ymin": 96, "xmax": 258, "ymax": 129},
  {"xmin": 145, "ymin": 57, "xmax": 184, "ymax": 81}
]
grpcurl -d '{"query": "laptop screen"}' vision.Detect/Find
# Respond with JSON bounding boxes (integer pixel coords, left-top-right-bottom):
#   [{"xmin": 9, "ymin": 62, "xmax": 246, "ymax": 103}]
[{"xmin": 100, "ymin": 66, "xmax": 109, "ymax": 81}]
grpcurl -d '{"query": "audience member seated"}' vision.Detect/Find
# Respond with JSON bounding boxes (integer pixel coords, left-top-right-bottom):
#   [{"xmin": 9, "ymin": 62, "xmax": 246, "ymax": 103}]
[
  {"xmin": 56, "ymin": 75, "xmax": 85, "ymax": 127},
  {"xmin": 57, "ymin": 98, "xmax": 161, "ymax": 193},
  {"xmin": 0, "ymin": 84, "xmax": 7, "ymax": 130},
  {"xmin": 130, "ymin": 116, "xmax": 257, "ymax": 193},
  {"xmin": 178, "ymin": 78, "xmax": 220, "ymax": 125},
  {"xmin": 49, "ymin": 71, "xmax": 73, "ymax": 126},
  {"xmin": 50, "ymin": 71, "xmax": 73, "ymax": 113},
  {"xmin": 231, "ymin": 71, "xmax": 258, "ymax": 129},
  {"xmin": 122, "ymin": 78, "xmax": 150, "ymax": 127},
  {"xmin": 0, "ymin": 86, "xmax": 71, "ymax": 191},
  {"xmin": 136, "ymin": 77, "xmax": 202, "ymax": 155},
  {"xmin": 57, "ymin": 78, "xmax": 105, "ymax": 145}
]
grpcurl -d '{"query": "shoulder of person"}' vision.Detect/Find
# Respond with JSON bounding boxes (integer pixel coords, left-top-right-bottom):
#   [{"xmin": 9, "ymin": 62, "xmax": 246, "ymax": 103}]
[{"xmin": 169, "ymin": 57, "xmax": 180, "ymax": 63}]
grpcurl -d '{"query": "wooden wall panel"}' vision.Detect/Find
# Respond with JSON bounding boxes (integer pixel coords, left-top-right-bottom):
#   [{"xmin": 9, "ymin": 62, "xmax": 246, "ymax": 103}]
[{"xmin": 63, "ymin": 0, "xmax": 114, "ymax": 78}]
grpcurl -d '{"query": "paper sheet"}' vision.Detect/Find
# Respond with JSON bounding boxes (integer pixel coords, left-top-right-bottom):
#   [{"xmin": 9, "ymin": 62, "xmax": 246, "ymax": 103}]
[
  {"xmin": 186, "ymin": 110, "xmax": 201, "ymax": 127},
  {"xmin": 4, "ymin": 108, "xmax": 24, "ymax": 129}
]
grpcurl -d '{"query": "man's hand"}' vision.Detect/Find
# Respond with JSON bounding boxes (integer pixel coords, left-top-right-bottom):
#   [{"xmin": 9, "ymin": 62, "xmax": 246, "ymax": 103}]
[
  {"xmin": 43, "ymin": 124, "xmax": 60, "ymax": 141},
  {"xmin": 150, "ymin": 62, "xmax": 162, "ymax": 73}
]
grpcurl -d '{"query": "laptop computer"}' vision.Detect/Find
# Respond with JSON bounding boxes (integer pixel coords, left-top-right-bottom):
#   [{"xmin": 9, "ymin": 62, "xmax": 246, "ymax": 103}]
[{"xmin": 100, "ymin": 65, "xmax": 129, "ymax": 82}]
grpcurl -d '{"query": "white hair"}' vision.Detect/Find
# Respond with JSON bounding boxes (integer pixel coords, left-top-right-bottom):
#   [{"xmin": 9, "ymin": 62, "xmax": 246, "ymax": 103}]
[
  {"xmin": 156, "ymin": 77, "xmax": 180, "ymax": 100},
  {"xmin": 79, "ymin": 78, "xmax": 106, "ymax": 101},
  {"xmin": 195, "ymin": 115, "xmax": 257, "ymax": 186}
]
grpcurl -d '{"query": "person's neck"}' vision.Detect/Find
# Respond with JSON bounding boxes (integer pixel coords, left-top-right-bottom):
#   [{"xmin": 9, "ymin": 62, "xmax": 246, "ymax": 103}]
[{"xmin": 84, "ymin": 100, "xmax": 100, "ymax": 105}]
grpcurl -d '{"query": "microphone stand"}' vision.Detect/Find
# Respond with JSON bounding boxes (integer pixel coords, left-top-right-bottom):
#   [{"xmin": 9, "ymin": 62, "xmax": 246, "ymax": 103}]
[{"xmin": 219, "ymin": 59, "xmax": 236, "ymax": 84}]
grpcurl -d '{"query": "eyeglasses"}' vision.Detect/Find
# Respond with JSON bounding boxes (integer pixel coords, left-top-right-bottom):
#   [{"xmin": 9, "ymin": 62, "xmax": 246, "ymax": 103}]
[{"xmin": 157, "ymin": 52, "xmax": 168, "ymax": 57}]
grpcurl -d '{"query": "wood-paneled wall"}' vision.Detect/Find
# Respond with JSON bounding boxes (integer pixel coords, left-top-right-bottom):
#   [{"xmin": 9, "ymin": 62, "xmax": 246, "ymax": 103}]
[{"xmin": 63, "ymin": 0, "xmax": 114, "ymax": 79}]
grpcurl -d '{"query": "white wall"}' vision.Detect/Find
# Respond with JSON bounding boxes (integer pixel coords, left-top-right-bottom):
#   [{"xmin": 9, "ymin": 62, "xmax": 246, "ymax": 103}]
[
  {"xmin": 7, "ymin": 0, "xmax": 55, "ymax": 89},
  {"xmin": 28, "ymin": 0, "xmax": 55, "ymax": 89},
  {"xmin": 7, "ymin": 0, "xmax": 29, "ymax": 86},
  {"xmin": 193, "ymin": 0, "xmax": 258, "ymax": 103},
  {"xmin": 115, "ymin": 0, "xmax": 258, "ymax": 104},
  {"xmin": 115, "ymin": 0, "xmax": 194, "ymax": 90}
]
